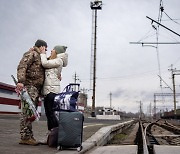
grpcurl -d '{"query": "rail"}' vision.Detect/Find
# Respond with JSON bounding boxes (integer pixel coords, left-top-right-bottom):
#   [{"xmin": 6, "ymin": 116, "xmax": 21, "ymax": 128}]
[{"xmin": 140, "ymin": 121, "xmax": 149, "ymax": 154}]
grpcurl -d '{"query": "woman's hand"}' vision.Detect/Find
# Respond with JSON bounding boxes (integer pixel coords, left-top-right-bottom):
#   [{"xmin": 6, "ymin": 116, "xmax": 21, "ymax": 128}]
[
  {"xmin": 39, "ymin": 46, "xmax": 46, "ymax": 54},
  {"xmin": 29, "ymin": 47, "xmax": 34, "ymax": 52},
  {"xmin": 58, "ymin": 74, "xmax": 62, "ymax": 81}
]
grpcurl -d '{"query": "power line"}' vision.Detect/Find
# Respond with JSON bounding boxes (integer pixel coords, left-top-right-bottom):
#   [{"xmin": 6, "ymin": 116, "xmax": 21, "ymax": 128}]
[
  {"xmin": 163, "ymin": 11, "xmax": 180, "ymax": 25},
  {"xmin": 161, "ymin": 19, "xmax": 180, "ymax": 21},
  {"xmin": 146, "ymin": 16, "xmax": 180, "ymax": 37},
  {"xmin": 173, "ymin": 56, "xmax": 180, "ymax": 65},
  {"xmin": 130, "ymin": 42, "xmax": 180, "ymax": 44}
]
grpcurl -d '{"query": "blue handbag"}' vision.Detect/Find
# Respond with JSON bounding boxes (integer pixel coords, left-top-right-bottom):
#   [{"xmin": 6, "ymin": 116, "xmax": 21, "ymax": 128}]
[{"xmin": 53, "ymin": 84, "xmax": 80, "ymax": 112}]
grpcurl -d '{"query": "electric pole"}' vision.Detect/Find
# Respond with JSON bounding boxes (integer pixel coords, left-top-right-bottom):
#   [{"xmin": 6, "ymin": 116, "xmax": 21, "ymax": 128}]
[
  {"xmin": 90, "ymin": 0, "xmax": 102, "ymax": 117},
  {"xmin": 140, "ymin": 101, "xmax": 142, "ymax": 119},
  {"xmin": 150, "ymin": 102, "xmax": 152, "ymax": 120},
  {"xmin": 137, "ymin": 101, "xmax": 142, "ymax": 119},
  {"xmin": 154, "ymin": 94, "xmax": 157, "ymax": 119},
  {"xmin": 73, "ymin": 72, "xmax": 78, "ymax": 84},
  {"xmin": 169, "ymin": 65, "xmax": 180, "ymax": 117},
  {"xmin": 72, "ymin": 72, "xmax": 80, "ymax": 91},
  {"xmin": 110, "ymin": 92, "xmax": 112, "ymax": 108}
]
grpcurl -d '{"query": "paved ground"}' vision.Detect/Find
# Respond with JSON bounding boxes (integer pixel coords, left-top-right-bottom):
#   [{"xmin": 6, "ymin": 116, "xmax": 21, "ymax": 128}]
[
  {"xmin": 0, "ymin": 118, "xmax": 57, "ymax": 154},
  {"xmin": 86, "ymin": 145, "xmax": 137, "ymax": 154},
  {"xmin": 0, "ymin": 114, "xmax": 118, "ymax": 154}
]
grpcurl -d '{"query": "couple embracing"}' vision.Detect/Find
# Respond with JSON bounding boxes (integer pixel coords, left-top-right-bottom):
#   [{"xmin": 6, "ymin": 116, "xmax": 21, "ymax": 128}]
[{"xmin": 16, "ymin": 39, "xmax": 68, "ymax": 145}]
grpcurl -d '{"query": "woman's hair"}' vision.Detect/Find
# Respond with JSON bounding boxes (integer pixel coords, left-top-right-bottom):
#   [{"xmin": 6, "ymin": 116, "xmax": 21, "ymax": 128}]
[{"xmin": 49, "ymin": 50, "xmax": 57, "ymax": 60}]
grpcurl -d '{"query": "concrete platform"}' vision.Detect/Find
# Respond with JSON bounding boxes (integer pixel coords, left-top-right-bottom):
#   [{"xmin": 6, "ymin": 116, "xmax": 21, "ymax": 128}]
[
  {"xmin": 154, "ymin": 145, "xmax": 180, "ymax": 154},
  {"xmin": 0, "ymin": 115, "xmax": 135, "ymax": 154},
  {"xmin": 87, "ymin": 145, "xmax": 137, "ymax": 154}
]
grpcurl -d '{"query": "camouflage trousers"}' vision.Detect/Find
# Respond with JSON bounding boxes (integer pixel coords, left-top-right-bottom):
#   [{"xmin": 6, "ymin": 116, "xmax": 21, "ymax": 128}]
[{"xmin": 20, "ymin": 86, "xmax": 39, "ymax": 140}]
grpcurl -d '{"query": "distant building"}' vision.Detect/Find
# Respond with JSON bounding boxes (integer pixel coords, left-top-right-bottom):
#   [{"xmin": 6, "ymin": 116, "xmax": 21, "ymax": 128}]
[
  {"xmin": 0, "ymin": 82, "xmax": 42, "ymax": 114},
  {"xmin": 77, "ymin": 93, "xmax": 87, "ymax": 112},
  {"xmin": 96, "ymin": 107, "xmax": 121, "ymax": 120},
  {"xmin": 99, "ymin": 107, "xmax": 118, "ymax": 115}
]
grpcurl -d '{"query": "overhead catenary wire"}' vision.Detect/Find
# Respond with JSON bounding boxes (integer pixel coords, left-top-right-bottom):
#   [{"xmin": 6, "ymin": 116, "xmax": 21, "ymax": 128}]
[
  {"xmin": 96, "ymin": 68, "xmax": 168, "ymax": 81},
  {"xmin": 147, "ymin": 16, "xmax": 180, "ymax": 37},
  {"xmin": 80, "ymin": 67, "xmax": 170, "ymax": 83},
  {"xmin": 161, "ymin": 18, "xmax": 180, "ymax": 21},
  {"xmin": 129, "ymin": 0, "xmax": 180, "ymax": 113},
  {"xmin": 173, "ymin": 56, "xmax": 180, "ymax": 65},
  {"xmin": 130, "ymin": 42, "xmax": 180, "ymax": 44},
  {"xmin": 161, "ymin": 9, "xmax": 180, "ymax": 42},
  {"xmin": 137, "ymin": 28, "xmax": 157, "ymax": 43},
  {"xmin": 163, "ymin": 10, "xmax": 180, "ymax": 25}
]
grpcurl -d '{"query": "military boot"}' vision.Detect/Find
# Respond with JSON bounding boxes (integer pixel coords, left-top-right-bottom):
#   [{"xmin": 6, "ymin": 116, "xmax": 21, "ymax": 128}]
[{"xmin": 19, "ymin": 138, "xmax": 39, "ymax": 146}]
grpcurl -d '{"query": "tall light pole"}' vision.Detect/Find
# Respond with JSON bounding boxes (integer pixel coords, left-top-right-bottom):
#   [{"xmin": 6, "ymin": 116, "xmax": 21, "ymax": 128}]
[{"xmin": 90, "ymin": 0, "xmax": 102, "ymax": 117}]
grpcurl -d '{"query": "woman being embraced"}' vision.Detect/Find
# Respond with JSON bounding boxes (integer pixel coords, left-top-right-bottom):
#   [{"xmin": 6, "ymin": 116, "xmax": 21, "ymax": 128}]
[{"xmin": 40, "ymin": 45, "xmax": 68, "ymax": 131}]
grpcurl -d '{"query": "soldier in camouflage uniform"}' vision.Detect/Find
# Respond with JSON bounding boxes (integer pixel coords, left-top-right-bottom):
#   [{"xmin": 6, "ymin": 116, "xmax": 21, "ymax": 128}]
[{"xmin": 16, "ymin": 39, "xmax": 47, "ymax": 145}]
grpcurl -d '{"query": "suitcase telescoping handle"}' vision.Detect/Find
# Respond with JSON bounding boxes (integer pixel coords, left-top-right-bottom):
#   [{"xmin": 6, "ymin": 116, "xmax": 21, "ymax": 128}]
[{"xmin": 63, "ymin": 83, "xmax": 80, "ymax": 93}]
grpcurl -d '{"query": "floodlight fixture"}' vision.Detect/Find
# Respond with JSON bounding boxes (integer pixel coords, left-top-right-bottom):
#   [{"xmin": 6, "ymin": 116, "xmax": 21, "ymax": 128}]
[{"xmin": 90, "ymin": 0, "xmax": 102, "ymax": 10}]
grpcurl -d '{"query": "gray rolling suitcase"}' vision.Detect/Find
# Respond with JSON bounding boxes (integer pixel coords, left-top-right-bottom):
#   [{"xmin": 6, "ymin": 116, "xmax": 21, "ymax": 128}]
[{"xmin": 57, "ymin": 111, "xmax": 84, "ymax": 151}]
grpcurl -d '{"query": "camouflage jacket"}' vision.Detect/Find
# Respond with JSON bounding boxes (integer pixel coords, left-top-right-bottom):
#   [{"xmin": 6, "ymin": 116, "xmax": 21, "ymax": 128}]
[{"xmin": 17, "ymin": 47, "xmax": 45, "ymax": 93}]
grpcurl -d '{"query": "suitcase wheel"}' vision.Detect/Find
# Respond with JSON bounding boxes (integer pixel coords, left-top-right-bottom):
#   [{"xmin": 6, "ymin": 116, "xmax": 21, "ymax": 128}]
[
  {"xmin": 57, "ymin": 145, "xmax": 63, "ymax": 151},
  {"xmin": 77, "ymin": 146, "xmax": 83, "ymax": 152}
]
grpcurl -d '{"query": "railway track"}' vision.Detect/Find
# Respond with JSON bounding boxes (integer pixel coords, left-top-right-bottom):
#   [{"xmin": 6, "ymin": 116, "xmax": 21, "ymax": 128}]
[
  {"xmin": 143, "ymin": 119, "xmax": 180, "ymax": 154},
  {"xmin": 107, "ymin": 119, "xmax": 180, "ymax": 154}
]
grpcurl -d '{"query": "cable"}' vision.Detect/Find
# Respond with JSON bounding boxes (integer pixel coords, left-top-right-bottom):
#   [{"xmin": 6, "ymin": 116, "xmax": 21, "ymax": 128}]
[
  {"xmin": 137, "ymin": 28, "xmax": 156, "ymax": 42},
  {"xmin": 162, "ymin": 18, "xmax": 180, "ymax": 21},
  {"xmin": 173, "ymin": 56, "xmax": 180, "ymax": 65},
  {"xmin": 163, "ymin": 11, "xmax": 180, "ymax": 25}
]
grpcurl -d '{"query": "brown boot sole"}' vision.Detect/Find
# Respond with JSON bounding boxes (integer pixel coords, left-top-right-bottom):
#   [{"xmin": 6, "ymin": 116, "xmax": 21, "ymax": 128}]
[{"xmin": 19, "ymin": 141, "xmax": 39, "ymax": 146}]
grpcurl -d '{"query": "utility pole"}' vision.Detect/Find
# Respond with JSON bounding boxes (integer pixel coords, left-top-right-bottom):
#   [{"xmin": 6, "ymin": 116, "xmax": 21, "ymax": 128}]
[
  {"xmin": 140, "ymin": 101, "xmax": 142, "ymax": 119},
  {"xmin": 137, "ymin": 101, "xmax": 142, "ymax": 119},
  {"xmin": 109, "ymin": 92, "xmax": 112, "ymax": 108},
  {"xmin": 168, "ymin": 65, "xmax": 180, "ymax": 117},
  {"xmin": 150, "ymin": 102, "xmax": 152, "ymax": 120},
  {"xmin": 172, "ymin": 70, "xmax": 176, "ymax": 116},
  {"xmin": 154, "ymin": 94, "xmax": 157, "ymax": 119},
  {"xmin": 90, "ymin": 0, "xmax": 102, "ymax": 117},
  {"xmin": 72, "ymin": 72, "xmax": 80, "ymax": 91},
  {"xmin": 73, "ymin": 72, "xmax": 78, "ymax": 84}
]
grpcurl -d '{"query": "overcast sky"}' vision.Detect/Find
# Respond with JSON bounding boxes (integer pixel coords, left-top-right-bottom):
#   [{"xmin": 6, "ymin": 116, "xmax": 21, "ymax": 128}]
[{"xmin": 0, "ymin": 0, "xmax": 180, "ymax": 113}]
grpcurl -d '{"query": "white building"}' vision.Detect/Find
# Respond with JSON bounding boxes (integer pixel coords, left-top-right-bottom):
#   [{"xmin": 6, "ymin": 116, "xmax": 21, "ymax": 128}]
[{"xmin": 0, "ymin": 82, "xmax": 42, "ymax": 114}]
